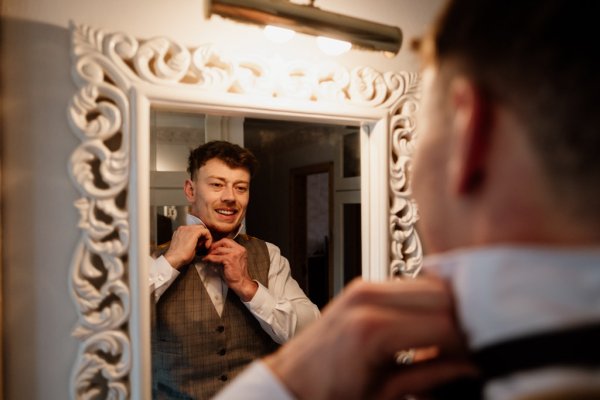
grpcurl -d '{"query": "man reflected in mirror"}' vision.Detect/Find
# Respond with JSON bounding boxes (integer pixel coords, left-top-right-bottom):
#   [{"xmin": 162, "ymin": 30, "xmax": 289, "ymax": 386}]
[{"xmin": 149, "ymin": 140, "xmax": 320, "ymax": 399}]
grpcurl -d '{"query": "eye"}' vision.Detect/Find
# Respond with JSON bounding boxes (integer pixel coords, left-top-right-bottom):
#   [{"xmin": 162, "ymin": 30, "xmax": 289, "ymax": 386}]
[
  {"xmin": 210, "ymin": 182, "xmax": 223, "ymax": 189},
  {"xmin": 235, "ymin": 186, "xmax": 248, "ymax": 193}
]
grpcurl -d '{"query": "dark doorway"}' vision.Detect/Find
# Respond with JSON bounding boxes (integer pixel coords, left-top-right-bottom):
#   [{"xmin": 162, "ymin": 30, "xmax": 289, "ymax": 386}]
[
  {"xmin": 342, "ymin": 203, "xmax": 362, "ymax": 285},
  {"xmin": 290, "ymin": 163, "xmax": 333, "ymax": 309}
]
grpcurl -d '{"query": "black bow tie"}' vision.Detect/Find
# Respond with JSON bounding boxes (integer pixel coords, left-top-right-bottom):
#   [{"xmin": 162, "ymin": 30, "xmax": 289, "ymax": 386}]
[{"xmin": 428, "ymin": 322, "xmax": 600, "ymax": 400}]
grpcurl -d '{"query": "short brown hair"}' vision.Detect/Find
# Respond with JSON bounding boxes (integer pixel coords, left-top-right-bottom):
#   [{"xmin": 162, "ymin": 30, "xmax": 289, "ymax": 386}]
[{"xmin": 187, "ymin": 140, "xmax": 258, "ymax": 180}]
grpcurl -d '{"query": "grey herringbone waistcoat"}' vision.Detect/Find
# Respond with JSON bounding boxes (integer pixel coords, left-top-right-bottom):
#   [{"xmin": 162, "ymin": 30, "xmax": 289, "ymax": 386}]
[{"xmin": 152, "ymin": 235, "xmax": 278, "ymax": 399}]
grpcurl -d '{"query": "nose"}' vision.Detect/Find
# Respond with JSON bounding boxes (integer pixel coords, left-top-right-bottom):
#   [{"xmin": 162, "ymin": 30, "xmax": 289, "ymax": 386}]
[{"xmin": 221, "ymin": 185, "xmax": 235, "ymax": 202}]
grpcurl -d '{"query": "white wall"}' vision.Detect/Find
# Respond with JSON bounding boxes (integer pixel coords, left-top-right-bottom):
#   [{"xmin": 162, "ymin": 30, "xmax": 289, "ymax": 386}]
[
  {"xmin": 0, "ymin": 0, "xmax": 445, "ymax": 398},
  {"xmin": 3, "ymin": 0, "xmax": 442, "ymax": 72}
]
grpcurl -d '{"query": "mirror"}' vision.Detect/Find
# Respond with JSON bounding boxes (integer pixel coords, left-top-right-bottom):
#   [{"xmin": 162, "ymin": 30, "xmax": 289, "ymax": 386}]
[{"xmin": 67, "ymin": 23, "xmax": 422, "ymax": 399}]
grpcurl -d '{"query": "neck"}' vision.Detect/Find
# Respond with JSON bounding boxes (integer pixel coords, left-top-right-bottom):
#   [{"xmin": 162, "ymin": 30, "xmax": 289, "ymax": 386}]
[
  {"xmin": 210, "ymin": 230, "xmax": 235, "ymax": 241},
  {"xmin": 467, "ymin": 193, "xmax": 600, "ymax": 248},
  {"xmin": 462, "ymin": 114, "xmax": 600, "ymax": 248}
]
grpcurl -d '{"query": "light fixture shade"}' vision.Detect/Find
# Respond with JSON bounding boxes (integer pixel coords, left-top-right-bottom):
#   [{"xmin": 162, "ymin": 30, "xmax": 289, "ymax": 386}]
[
  {"xmin": 316, "ymin": 36, "xmax": 352, "ymax": 56},
  {"xmin": 206, "ymin": 0, "xmax": 403, "ymax": 54},
  {"xmin": 263, "ymin": 25, "xmax": 296, "ymax": 43}
]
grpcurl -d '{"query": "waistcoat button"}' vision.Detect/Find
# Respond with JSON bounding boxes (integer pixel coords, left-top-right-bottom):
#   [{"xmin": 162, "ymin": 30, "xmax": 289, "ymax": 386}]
[
  {"xmin": 216, "ymin": 325, "xmax": 225, "ymax": 333},
  {"xmin": 219, "ymin": 374, "xmax": 228, "ymax": 381},
  {"xmin": 218, "ymin": 348, "xmax": 227, "ymax": 356}
]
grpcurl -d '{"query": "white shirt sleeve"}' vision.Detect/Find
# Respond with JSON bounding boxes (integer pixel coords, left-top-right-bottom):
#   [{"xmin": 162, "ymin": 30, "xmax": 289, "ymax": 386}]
[
  {"xmin": 242, "ymin": 242, "xmax": 320, "ymax": 344},
  {"xmin": 148, "ymin": 255, "xmax": 180, "ymax": 302},
  {"xmin": 213, "ymin": 360, "xmax": 295, "ymax": 400}
]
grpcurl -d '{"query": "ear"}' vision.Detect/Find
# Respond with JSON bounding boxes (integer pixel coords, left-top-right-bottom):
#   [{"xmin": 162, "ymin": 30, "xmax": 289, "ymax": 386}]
[
  {"xmin": 449, "ymin": 77, "xmax": 492, "ymax": 195},
  {"xmin": 183, "ymin": 179, "xmax": 196, "ymax": 202}
]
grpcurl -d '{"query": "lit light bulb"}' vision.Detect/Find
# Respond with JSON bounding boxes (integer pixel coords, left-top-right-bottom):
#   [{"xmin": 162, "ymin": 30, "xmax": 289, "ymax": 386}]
[
  {"xmin": 263, "ymin": 25, "xmax": 296, "ymax": 43},
  {"xmin": 316, "ymin": 36, "xmax": 352, "ymax": 56}
]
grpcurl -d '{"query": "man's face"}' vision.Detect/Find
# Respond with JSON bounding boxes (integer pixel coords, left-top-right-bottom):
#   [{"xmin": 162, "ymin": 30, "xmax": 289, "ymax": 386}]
[
  {"xmin": 185, "ymin": 158, "xmax": 250, "ymax": 236},
  {"xmin": 411, "ymin": 66, "xmax": 454, "ymax": 253}
]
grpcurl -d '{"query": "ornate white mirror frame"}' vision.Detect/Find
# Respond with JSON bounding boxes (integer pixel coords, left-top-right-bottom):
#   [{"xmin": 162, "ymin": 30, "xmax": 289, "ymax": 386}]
[{"xmin": 67, "ymin": 22, "xmax": 422, "ymax": 399}]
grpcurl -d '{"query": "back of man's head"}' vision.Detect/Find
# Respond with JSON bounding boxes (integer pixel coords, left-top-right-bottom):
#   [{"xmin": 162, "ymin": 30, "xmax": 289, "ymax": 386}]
[{"xmin": 421, "ymin": 0, "xmax": 600, "ymax": 221}]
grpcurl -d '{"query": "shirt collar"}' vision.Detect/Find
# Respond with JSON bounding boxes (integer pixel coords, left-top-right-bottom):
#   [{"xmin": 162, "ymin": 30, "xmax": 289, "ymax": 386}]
[
  {"xmin": 424, "ymin": 245, "xmax": 600, "ymax": 349},
  {"xmin": 185, "ymin": 213, "xmax": 244, "ymax": 239}
]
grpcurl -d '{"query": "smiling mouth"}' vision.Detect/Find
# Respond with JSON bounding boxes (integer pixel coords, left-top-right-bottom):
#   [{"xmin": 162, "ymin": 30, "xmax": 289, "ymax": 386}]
[{"xmin": 216, "ymin": 209, "xmax": 237, "ymax": 216}]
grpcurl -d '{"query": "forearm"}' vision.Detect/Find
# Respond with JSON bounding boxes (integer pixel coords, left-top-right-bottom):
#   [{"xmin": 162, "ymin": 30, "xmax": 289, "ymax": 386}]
[
  {"xmin": 245, "ymin": 284, "xmax": 320, "ymax": 343},
  {"xmin": 248, "ymin": 243, "xmax": 321, "ymax": 342},
  {"xmin": 148, "ymin": 255, "xmax": 179, "ymax": 302}
]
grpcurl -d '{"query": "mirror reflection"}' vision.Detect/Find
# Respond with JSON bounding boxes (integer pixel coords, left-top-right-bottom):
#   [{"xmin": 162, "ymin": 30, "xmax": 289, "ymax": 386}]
[
  {"xmin": 148, "ymin": 109, "xmax": 362, "ymax": 397},
  {"xmin": 149, "ymin": 109, "xmax": 362, "ymax": 306}
]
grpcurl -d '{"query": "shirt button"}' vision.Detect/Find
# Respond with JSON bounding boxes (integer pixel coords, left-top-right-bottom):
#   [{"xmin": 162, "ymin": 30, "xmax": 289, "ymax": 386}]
[
  {"xmin": 217, "ymin": 348, "xmax": 227, "ymax": 356},
  {"xmin": 216, "ymin": 325, "xmax": 225, "ymax": 333},
  {"xmin": 219, "ymin": 374, "xmax": 228, "ymax": 382}
]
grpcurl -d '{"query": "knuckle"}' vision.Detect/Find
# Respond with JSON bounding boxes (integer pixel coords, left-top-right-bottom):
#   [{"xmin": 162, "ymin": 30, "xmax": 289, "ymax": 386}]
[
  {"xmin": 437, "ymin": 312, "xmax": 457, "ymax": 335},
  {"xmin": 342, "ymin": 308, "xmax": 385, "ymax": 346},
  {"xmin": 343, "ymin": 280, "xmax": 377, "ymax": 306}
]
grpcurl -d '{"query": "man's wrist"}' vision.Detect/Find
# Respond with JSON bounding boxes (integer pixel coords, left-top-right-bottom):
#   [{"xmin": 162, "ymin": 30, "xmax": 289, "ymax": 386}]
[
  {"xmin": 235, "ymin": 279, "xmax": 259, "ymax": 302},
  {"xmin": 164, "ymin": 252, "xmax": 185, "ymax": 270},
  {"xmin": 263, "ymin": 349, "xmax": 308, "ymax": 400}
]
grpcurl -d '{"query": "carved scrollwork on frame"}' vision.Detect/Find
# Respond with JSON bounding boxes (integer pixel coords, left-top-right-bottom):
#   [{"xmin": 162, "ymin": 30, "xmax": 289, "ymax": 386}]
[
  {"xmin": 388, "ymin": 72, "xmax": 422, "ymax": 278},
  {"xmin": 68, "ymin": 23, "xmax": 133, "ymax": 400},
  {"xmin": 67, "ymin": 22, "xmax": 422, "ymax": 398}
]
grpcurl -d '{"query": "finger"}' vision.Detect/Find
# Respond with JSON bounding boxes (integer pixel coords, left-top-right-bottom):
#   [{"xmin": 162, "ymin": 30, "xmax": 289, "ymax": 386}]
[
  {"xmin": 203, "ymin": 252, "xmax": 225, "ymax": 262},
  {"xmin": 207, "ymin": 246, "xmax": 233, "ymax": 256},
  {"xmin": 375, "ymin": 359, "xmax": 479, "ymax": 400},
  {"xmin": 340, "ymin": 306, "xmax": 466, "ymax": 363},
  {"xmin": 210, "ymin": 238, "xmax": 241, "ymax": 251},
  {"xmin": 170, "ymin": 227, "xmax": 201, "ymax": 250},
  {"xmin": 191, "ymin": 225, "xmax": 212, "ymax": 248},
  {"xmin": 202, "ymin": 254, "xmax": 226, "ymax": 265},
  {"xmin": 395, "ymin": 346, "xmax": 440, "ymax": 365},
  {"xmin": 202, "ymin": 232, "xmax": 213, "ymax": 249},
  {"xmin": 413, "ymin": 346, "xmax": 440, "ymax": 363},
  {"xmin": 336, "ymin": 278, "xmax": 453, "ymax": 314}
]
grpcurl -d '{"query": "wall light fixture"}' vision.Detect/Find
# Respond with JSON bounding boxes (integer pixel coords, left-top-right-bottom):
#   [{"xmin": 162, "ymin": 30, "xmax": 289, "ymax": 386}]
[{"xmin": 204, "ymin": 0, "xmax": 403, "ymax": 55}]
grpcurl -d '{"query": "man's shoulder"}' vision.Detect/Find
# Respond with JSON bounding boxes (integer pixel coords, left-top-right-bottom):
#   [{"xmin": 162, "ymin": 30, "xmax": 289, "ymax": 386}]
[
  {"xmin": 237, "ymin": 234, "xmax": 270, "ymax": 246},
  {"xmin": 236, "ymin": 235, "xmax": 280, "ymax": 257}
]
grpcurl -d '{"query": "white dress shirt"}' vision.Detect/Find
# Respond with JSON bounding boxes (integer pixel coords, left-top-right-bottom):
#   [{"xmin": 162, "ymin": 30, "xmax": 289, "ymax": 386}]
[
  {"xmin": 214, "ymin": 246, "xmax": 600, "ymax": 400},
  {"xmin": 149, "ymin": 214, "xmax": 320, "ymax": 344},
  {"xmin": 425, "ymin": 245, "xmax": 600, "ymax": 400}
]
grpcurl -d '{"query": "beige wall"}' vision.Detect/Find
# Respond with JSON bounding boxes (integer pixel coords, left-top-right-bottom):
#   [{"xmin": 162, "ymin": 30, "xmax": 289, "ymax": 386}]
[{"xmin": 0, "ymin": 1, "xmax": 444, "ymax": 398}]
